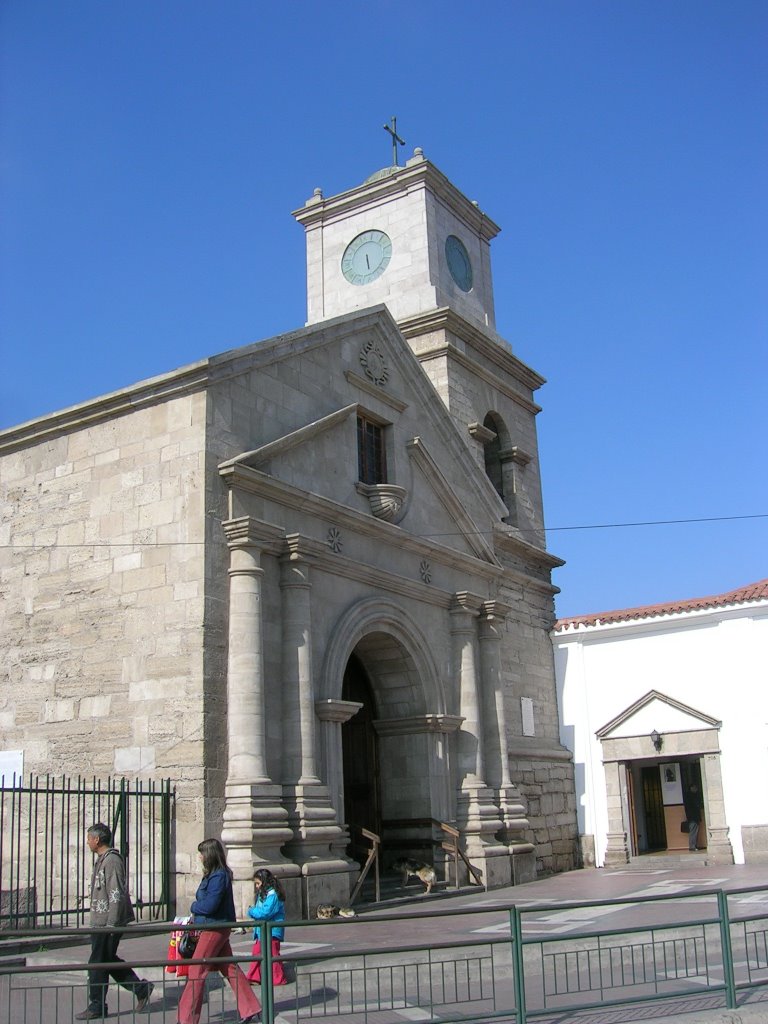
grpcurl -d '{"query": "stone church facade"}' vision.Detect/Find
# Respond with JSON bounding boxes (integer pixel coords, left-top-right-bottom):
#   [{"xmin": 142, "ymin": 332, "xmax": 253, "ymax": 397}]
[{"xmin": 0, "ymin": 151, "xmax": 578, "ymax": 915}]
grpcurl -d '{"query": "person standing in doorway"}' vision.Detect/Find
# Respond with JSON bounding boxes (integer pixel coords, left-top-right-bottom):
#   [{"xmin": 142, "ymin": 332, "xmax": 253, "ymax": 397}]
[
  {"xmin": 76, "ymin": 823, "xmax": 154, "ymax": 1019},
  {"xmin": 683, "ymin": 781, "xmax": 704, "ymax": 851}
]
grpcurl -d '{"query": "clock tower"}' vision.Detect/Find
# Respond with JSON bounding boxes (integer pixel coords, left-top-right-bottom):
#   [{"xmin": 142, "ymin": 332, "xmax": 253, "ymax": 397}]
[
  {"xmin": 293, "ymin": 147, "xmax": 500, "ymax": 332},
  {"xmin": 293, "ymin": 146, "xmax": 547, "ymax": 549}
]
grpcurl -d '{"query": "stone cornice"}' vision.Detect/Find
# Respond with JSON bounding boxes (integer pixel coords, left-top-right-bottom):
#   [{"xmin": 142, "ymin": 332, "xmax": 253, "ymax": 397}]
[
  {"xmin": 343, "ymin": 371, "xmax": 408, "ymax": 413},
  {"xmin": 314, "ymin": 699, "xmax": 363, "ymax": 724},
  {"xmin": 501, "ymin": 446, "xmax": 532, "ymax": 467},
  {"xmin": 397, "ymin": 307, "xmax": 545, "ymax": 398},
  {"xmin": 450, "ymin": 591, "xmax": 485, "ymax": 615},
  {"xmin": 507, "ymin": 741, "xmax": 574, "ymax": 762},
  {"xmin": 480, "ymin": 599, "xmax": 513, "ymax": 621},
  {"xmin": 405, "ymin": 437, "xmax": 502, "ymax": 563},
  {"xmin": 292, "ymin": 158, "xmax": 501, "ymax": 242},
  {"xmin": 468, "ymin": 421, "xmax": 497, "ymax": 444},
  {"xmin": 222, "ymin": 517, "xmax": 286, "ymax": 553},
  {"xmin": 0, "ymin": 361, "xmax": 211, "ymax": 455},
  {"xmin": 373, "ymin": 714, "xmax": 464, "ymax": 737},
  {"xmin": 219, "ymin": 469, "xmax": 558, "ymax": 598},
  {"xmin": 492, "ymin": 522, "xmax": 564, "ymax": 572},
  {"xmin": 219, "ymin": 405, "xmax": 358, "ymax": 471}
]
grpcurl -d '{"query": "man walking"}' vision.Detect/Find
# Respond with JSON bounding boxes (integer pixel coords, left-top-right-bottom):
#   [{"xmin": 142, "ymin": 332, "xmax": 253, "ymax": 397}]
[{"xmin": 76, "ymin": 823, "xmax": 154, "ymax": 1020}]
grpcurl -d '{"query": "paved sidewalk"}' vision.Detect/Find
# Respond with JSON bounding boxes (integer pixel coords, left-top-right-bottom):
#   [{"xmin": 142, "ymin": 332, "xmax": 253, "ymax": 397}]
[{"xmin": 8, "ymin": 860, "xmax": 768, "ymax": 1024}]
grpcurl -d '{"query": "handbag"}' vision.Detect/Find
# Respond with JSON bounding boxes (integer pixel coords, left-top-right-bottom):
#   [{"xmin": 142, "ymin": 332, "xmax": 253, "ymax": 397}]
[
  {"xmin": 680, "ymin": 820, "xmax": 691, "ymax": 834},
  {"xmin": 178, "ymin": 929, "xmax": 200, "ymax": 959}
]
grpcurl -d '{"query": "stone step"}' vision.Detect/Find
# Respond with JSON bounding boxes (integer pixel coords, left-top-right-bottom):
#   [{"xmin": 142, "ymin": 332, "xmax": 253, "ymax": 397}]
[{"xmin": 626, "ymin": 853, "xmax": 710, "ymax": 869}]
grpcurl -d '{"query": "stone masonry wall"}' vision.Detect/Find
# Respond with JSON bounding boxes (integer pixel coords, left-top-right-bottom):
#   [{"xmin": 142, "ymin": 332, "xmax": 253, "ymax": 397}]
[
  {"xmin": 0, "ymin": 391, "xmax": 211, "ymax": 903},
  {"xmin": 510, "ymin": 756, "xmax": 580, "ymax": 875}
]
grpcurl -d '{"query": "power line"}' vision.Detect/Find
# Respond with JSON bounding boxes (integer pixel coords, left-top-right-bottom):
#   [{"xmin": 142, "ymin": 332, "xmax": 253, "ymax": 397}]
[
  {"xmin": 1, "ymin": 512, "xmax": 765, "ymax": 549},
  {"xmin": 546, "ymin": 512, "xmax": 768, "ymax": 533}
]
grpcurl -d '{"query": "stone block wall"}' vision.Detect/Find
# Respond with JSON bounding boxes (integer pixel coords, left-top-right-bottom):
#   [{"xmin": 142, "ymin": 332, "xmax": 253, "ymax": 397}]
[
  {"xmin": 510, "ymin": 756, "xmax": 580, "ymax": 876},
  {"xmin": 0, "ymin": 389, "xmax": 212, "ymax": 905}
]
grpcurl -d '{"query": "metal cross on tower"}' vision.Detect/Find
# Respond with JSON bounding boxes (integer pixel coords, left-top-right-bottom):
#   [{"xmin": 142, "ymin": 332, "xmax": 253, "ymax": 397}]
[{"xmin": 383, "ymin": 116, "xmax": 405, "ymax": 166}]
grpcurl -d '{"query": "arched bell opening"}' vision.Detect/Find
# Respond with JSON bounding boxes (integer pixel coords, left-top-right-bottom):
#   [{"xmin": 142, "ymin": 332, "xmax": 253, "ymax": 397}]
[{"xmin": 482, "ymin": 411, "xmax": 516, "ymax": 525}]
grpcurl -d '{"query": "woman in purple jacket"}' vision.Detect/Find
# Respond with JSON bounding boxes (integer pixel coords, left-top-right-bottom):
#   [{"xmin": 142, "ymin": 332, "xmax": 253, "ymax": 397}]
[{"xmin": 176, "ymin": 838, "xmax": 261, "ymax": 1024}]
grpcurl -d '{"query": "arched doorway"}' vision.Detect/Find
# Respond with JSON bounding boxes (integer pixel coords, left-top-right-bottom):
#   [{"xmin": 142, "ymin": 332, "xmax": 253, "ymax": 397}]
[{"xmin": 341, "ymin": 653, "xmax": 381, "ymax": 864}]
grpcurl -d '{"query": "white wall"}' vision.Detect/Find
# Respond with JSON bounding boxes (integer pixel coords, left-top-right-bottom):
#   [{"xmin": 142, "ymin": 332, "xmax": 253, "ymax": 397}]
[{"xmin": 555, "ymin": 603, "xmax": 768, "ymax": 866}]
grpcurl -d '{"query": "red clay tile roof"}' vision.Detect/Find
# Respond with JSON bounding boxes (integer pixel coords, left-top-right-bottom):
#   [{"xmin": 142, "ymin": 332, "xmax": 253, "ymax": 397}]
[{"xmin": 554, "ymin": 578, "xmax": 768, "ymax": 632}]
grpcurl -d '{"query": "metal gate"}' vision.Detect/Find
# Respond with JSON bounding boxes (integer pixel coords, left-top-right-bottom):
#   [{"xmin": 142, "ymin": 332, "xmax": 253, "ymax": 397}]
[{"xmin": 0, "ymin": 774, "xmax": 173, "ymax": 929}]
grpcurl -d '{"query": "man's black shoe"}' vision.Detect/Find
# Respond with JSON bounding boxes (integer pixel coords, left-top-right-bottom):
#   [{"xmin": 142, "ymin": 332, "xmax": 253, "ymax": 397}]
[{"xmin": 136, "ymin": 981, "xmax": 155, "ymax": 1011}]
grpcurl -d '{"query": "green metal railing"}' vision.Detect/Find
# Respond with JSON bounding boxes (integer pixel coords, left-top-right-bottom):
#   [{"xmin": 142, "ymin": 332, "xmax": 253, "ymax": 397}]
[{"xmin": 1, "ymin": 884, "xmax": 766, "ymax": 1022}]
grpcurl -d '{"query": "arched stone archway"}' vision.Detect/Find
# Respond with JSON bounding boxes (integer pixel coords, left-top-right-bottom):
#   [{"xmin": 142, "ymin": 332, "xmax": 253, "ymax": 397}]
[
  {"xmin": 317, "ymin": 598, "xmax": 461, "ymax": 867},
  {"xmin": 319, "ymin": 596, "xmax": 446, "ymax": 711}
]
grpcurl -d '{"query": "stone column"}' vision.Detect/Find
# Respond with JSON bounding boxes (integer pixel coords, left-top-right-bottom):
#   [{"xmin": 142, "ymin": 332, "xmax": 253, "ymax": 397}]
[
  {"xmin": 602, "ymin": 759, "xmax": 630, "ymax": 867},
  {"xmin": 279, "ymin": 540, "xmax": 355, "ymax": 909},
  {"xmin": 450, "ymin": 593, "xmax": 508, "ymax": 887},
  {"xmin": 220, "ymin": 518, "xmax": 294, "ymax": 914},
  {"xmin": 314, "ymin": 698, "xmax": 363, "ymax": 823},
  {"xmin": 478, "ymin": 602, "xmax": 534, "ymax": 880},
  {"xmin": 700, "ymin": 751, "xmax": 734, "ymax": 864}
]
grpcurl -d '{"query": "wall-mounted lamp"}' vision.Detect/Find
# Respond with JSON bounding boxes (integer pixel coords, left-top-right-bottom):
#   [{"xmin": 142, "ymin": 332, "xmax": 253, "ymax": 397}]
[{"xmin": 651, "ymin": 729, "xmax": 663, "ymax": 752}]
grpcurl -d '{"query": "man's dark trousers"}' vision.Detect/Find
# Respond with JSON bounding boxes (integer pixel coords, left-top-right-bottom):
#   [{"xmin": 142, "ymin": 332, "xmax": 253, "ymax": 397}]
[{"xmin": 87, "ymin": 930, "xmax": 147, "ymax": 1013}]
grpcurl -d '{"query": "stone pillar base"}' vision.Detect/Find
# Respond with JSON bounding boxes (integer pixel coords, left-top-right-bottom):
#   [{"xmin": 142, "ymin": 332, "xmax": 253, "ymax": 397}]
[
  {"xmin": 455, "ymin": 784, "xmax": 509, "ymax": 888},
  {"xmin": 496, "ymin": 785, "xmax": 531, "ymax": 849},
  {"xmin": 603, "ymin": 830, "xmax": 630, "ymax": 868},
  {"xmin": 456, "ymin": 784, "xmax": 504, "ymax": 838},
  {"xmin": 510, "ymin": 843, "xmax": 537, "ymax": 884},
  {"xmin": 705, "ymin": 826, "xmax": 734, "ymax": 865},
  {"xmin": 300, "ymin": 859, "xmax": 359, "ymax": 919},
  {"xmin": 282, "ymin": 782, "xmax": 352, "ymax": 867},
  {"xmin": 222, "ymin": 781, "xmax": 295, "ymax": 915},
  {"xmin": 462, "ymin": 841, "xmax": 511, "ymax": 889}
]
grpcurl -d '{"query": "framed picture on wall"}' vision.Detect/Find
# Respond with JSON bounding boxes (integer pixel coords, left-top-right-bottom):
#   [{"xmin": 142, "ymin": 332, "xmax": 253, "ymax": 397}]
[{"xmin": 660, "ymin": 762, "xmax": 683, "ymax": 805}]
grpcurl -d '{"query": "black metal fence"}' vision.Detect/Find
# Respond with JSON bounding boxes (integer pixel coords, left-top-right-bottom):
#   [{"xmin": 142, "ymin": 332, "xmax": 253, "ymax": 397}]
[{"xmin": 0, "ymin": 774, "xmax": 173, "ymax": 929}]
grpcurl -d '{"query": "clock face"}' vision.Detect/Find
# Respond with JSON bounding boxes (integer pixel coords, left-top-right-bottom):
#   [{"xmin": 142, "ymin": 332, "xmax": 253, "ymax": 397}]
[
  {"xmin": 445, "ymin": 235, "xmax": 473, "ymax": 292},
  {"xmin": 341, "ymin": 230, "xmax": 392, "ymax": 285}
]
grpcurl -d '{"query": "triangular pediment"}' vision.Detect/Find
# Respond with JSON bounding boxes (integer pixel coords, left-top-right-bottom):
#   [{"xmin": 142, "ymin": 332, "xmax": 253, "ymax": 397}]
[
  {"xmin": 216, "ymin": 306, "xmax": 507, "ymax": 565},
  {"xmin": 596, "ymin": 690, "xmax": 721, "ymax": 739}
]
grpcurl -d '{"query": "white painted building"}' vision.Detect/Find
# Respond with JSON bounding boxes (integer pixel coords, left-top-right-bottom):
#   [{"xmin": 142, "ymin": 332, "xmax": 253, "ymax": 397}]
[{"xmin": 552, "ymin": 579, "xmax": 768, "ymax": 868}]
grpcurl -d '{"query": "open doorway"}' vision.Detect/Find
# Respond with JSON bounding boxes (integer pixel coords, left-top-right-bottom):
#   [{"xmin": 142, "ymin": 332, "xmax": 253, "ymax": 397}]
[
  {"xmin": 341, "ymin": 653, "xmax": 381, "ymax": 865},
  {"xmin": 630, "ymin": 758, "xmax": 706, "ymax": 855}
]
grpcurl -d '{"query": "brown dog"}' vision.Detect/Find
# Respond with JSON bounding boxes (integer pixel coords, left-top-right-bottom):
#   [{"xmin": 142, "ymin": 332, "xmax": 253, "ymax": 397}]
[{"xmin": 391, "ymin": 857, "xmax": 437, "ymax": 895}]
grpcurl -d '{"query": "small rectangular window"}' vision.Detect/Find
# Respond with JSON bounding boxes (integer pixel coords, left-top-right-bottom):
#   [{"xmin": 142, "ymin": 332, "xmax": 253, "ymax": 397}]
[{"xmin": 357, "ymin": 415, "xmax": 387, "ymax": 485}]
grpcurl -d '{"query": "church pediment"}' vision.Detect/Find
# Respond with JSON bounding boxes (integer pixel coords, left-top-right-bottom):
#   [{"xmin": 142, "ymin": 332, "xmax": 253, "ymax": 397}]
[
  {"xmin": 596, "ymin": 690, "xmax": 721, "ymax": 739},
  {"xmin": 215, "ymin": 306, "xmax": 506, "ymax": 565}
]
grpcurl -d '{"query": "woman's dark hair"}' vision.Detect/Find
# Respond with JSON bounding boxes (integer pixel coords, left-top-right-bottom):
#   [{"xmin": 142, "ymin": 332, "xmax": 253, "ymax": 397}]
[
  {"xmin": 198, "ymin": 838, "xmax": 231, "ymax": 877},
  {"xmin": 253, "ymin": 867, "xmax": 285, "ymax": 902}
]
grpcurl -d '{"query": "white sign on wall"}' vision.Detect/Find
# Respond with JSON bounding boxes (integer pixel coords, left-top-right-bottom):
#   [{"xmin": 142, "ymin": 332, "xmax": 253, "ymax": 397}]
[
  {"xmin": 660, "ymin": 762, "xmax": 683, "ymax": 805},
  {"xmin": 521, "ymin": 697, "xmax": 535, "ymax": 737},
  {"xmin": 0, "ymin": 750, "xmax": 24, "ymax": 785}
]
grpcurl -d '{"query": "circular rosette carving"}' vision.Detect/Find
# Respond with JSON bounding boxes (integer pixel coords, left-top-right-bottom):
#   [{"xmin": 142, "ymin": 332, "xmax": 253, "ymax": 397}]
[{"xmin": 360, "ymin": 339, "xmax": 389, "ymax": 386}]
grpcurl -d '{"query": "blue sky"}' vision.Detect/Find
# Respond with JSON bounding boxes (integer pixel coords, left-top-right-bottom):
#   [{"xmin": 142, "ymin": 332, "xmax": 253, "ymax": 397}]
[{"xmin": 2, "ymin": 1, "xmax": 766, "ymax": 618}]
